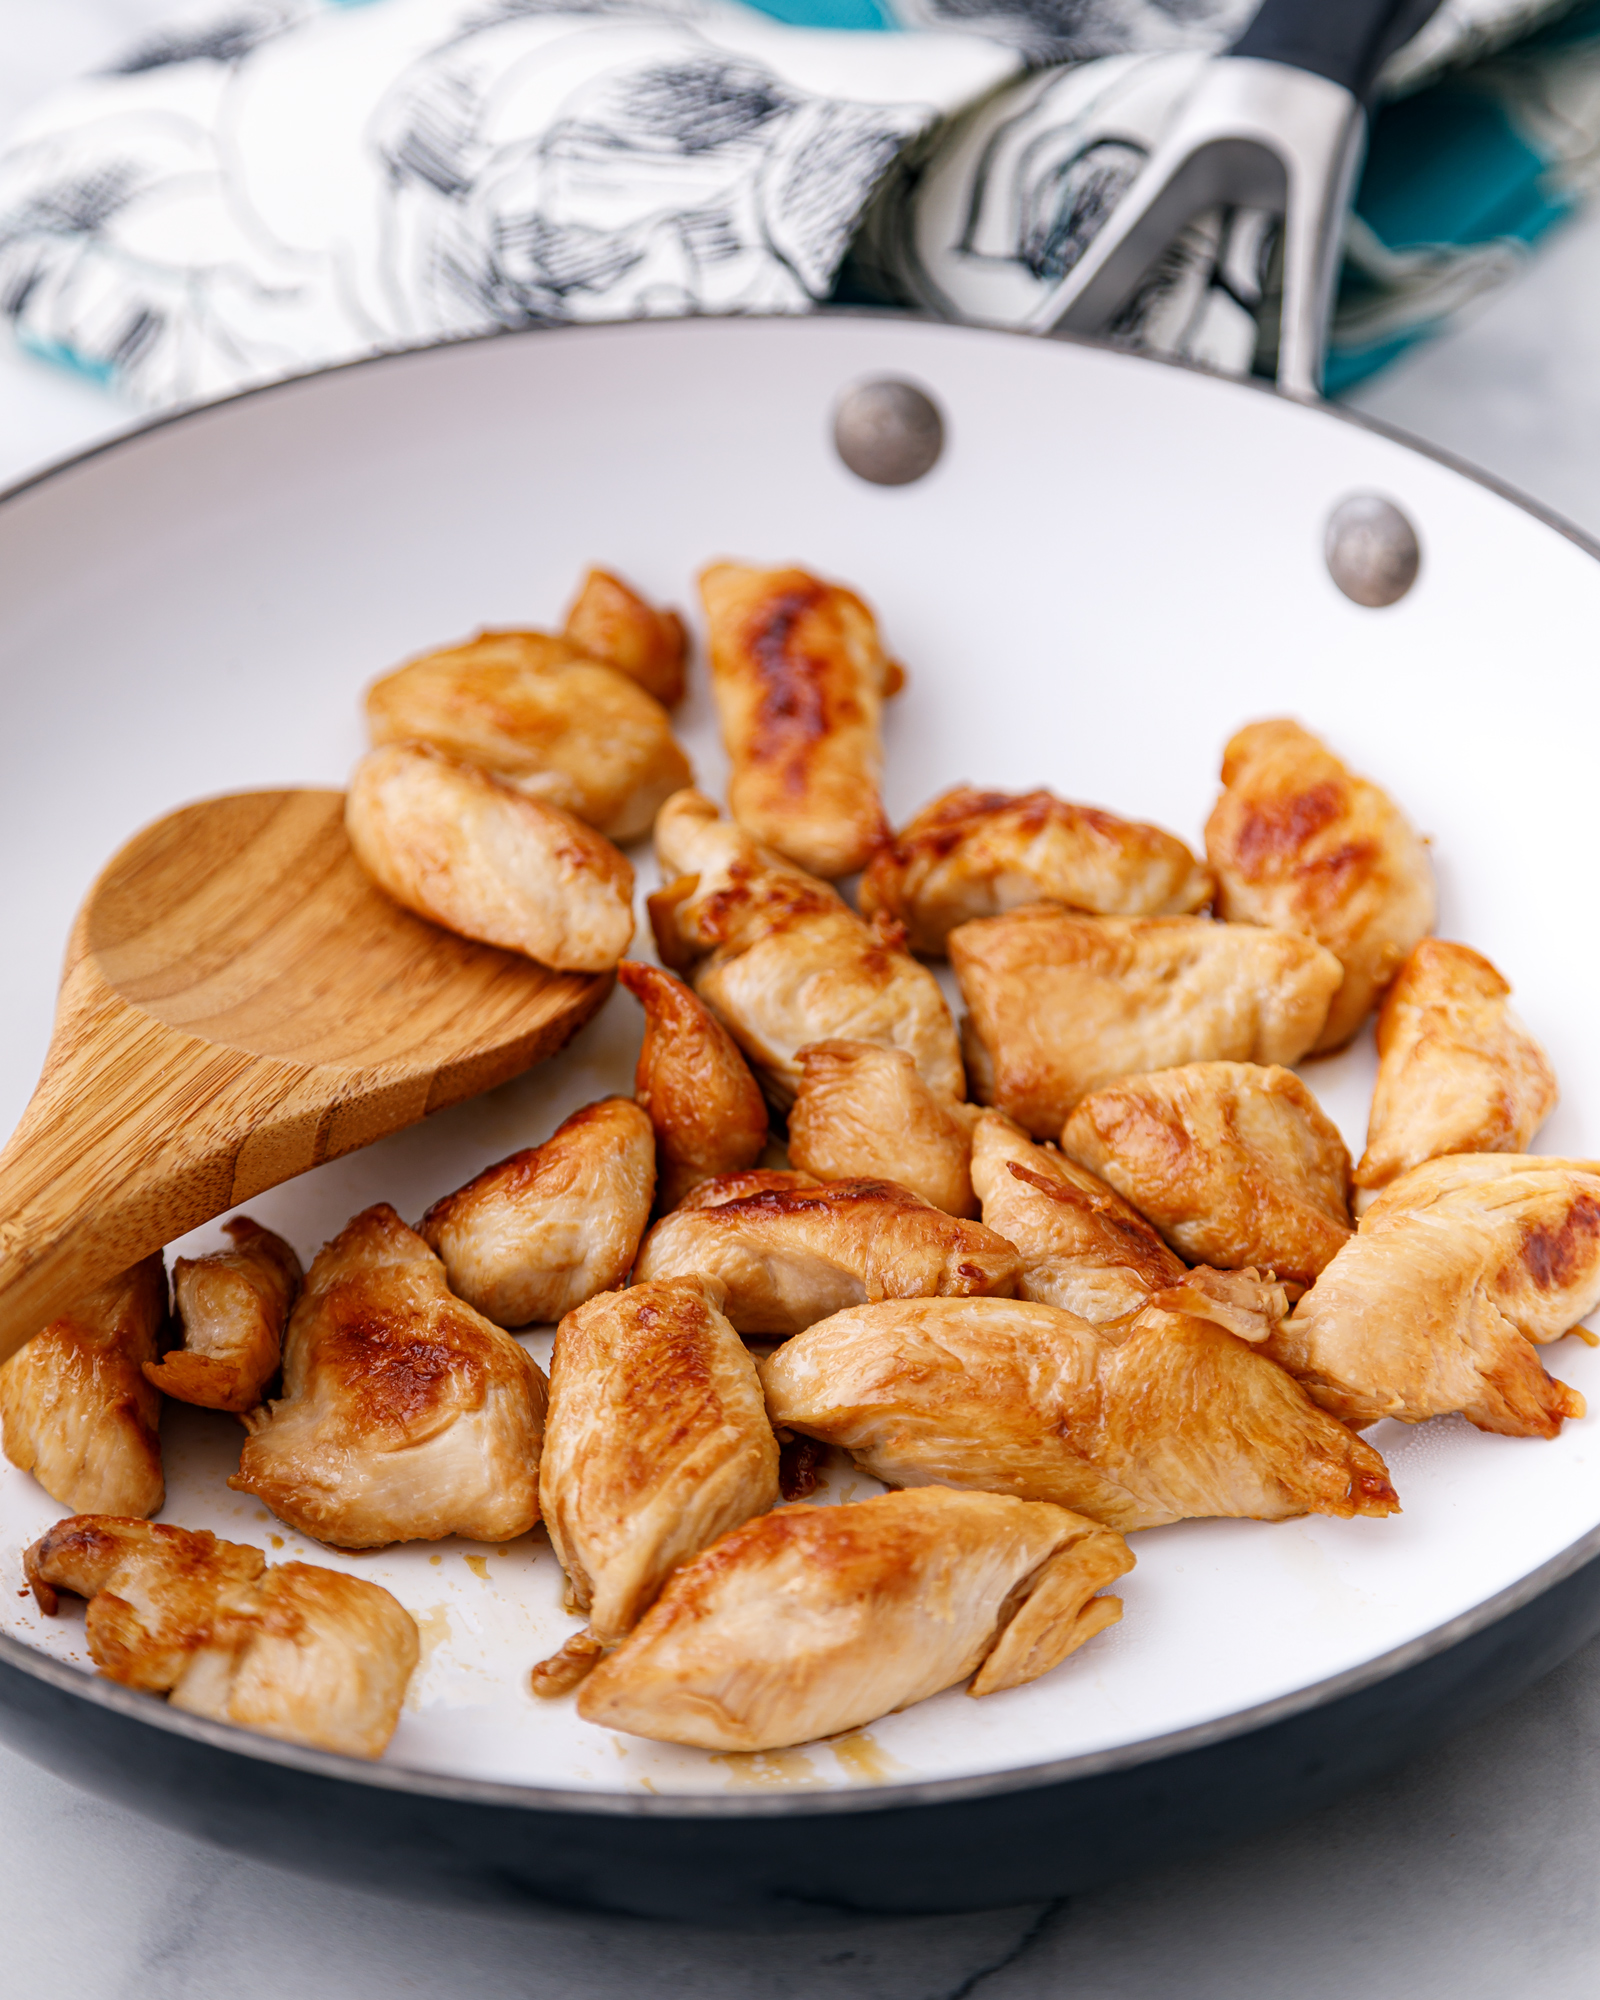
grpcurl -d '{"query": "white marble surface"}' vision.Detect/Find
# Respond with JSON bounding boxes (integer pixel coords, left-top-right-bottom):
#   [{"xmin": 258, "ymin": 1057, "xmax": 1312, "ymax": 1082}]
[{"xmin": 8, "ymin": 8, "xmax": 1600, "ymax": 1996}]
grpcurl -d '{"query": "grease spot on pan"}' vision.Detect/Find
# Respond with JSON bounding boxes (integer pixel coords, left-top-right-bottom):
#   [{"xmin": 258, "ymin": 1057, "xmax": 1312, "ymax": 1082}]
[
  {"xmin": 830, "ymin": 1730, "xmax": 909, "ymax": 1784},
  {"xmin": 710, "ymin": 1747, "xmax": 825, "ymax": 1789},
  {"xmin": 405, "ymin": 1604, "xmax": 452, "ymax": 1709}
]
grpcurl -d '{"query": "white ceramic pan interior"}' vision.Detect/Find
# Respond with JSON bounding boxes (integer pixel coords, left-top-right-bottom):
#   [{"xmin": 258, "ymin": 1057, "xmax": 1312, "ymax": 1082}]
[{"xmin": 1, "ymin": 315, "xmax": 1596, "ymax": 1798}]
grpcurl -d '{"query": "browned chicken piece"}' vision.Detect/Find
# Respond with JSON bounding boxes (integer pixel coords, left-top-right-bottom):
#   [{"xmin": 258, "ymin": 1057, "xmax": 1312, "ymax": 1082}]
[
  {"xmin": 617, "ymin": 961, "xmax": 768, "ymax": 1208},
  {"xmin": 650, "ymin": 789, "xmax": 963, "ymax": 1108},
  {"xmin": 167, "ymin": 1562, "xmax": 419, "ymax": 1758},
  {"xmin": 1149, "ymin": 1265, "xmax": 1292, "ymax": 1345},
  {"xmin": 0, "ymin": 1255, "xmax": 166, "ymax": 1518},
  {"xmin": 1205, "ymin": 720, "xmax": 1436, "ymax": 1052},
  {"xmin": 950, "ymin": 904, "xmax": 1341, "ymax": 1136},
  {"xmin": 143, "ymin": 1219, "xmax": 301, "ymax": 1415},
  {"xmin": 1061, "ymin": 1062, "xmax": 1352, "ymax": 1291},
  {"xmin": 231, "ymin": 1204, "xmax": 547, "ymax": 1547},
  {"xmin": 577, "ymin": 1486, "xmax": 1131, "ymax": 1750},
  {"xmin": 531, "ymin": 1630, "xmax": 606, "ymax": 1698},
  {"xmin": 562, "ymin": 569, "xmax": 688, "ymax": 708},
  {"xmin": 1355, "ymin": 940, "xmax": 1558, "ymax": 1199},
  {"xmin": 347, "ymin": 743, "xmax": 634, "ymax": 972},
  {"xmin": 420, "ymin": 1098, "xmax": 655, "ymax": 1327},
  {"xmin": 25, "ymin": 1515, "xmax": 417, "ymax": 1759},
  {"xmin": 365, "ymin": 626, "xmax": 691, "ymax": 841},
  {"xmin": 860, "ymin": 784, "xmax": 1213, "ymax": 954},
  {"xmin": 675, "ymin": 1169, "xmax": 819, "ymax": 1210},
  {"xmin": 974, "ymin": 1113, "xmax": 1292, "ymax": 1341},
  {"xmin": 1266, "ymin": 1154, "xmax": 1600, "ymax": 1437},
  {"xmin": 633, "ymin": 1178, "xmax": 1019, "ymax": 1337},
  {"xmin": 537, "ymin": 1279, "xmax": 779, "ymax": 1667},
  {"xmin": 778, "ymin": 1433, "xmax": 827, "ymax": 1500},
  {"xmin": 25, "ymin": 1515, "xmax": 264, "ymax": 1684},
  {"xmin": 762, "ymin": 1295, "xmax": 1396, "ymax": 1532},
  {"xmin": 970, "ymin": 1110, "xmax": 1185, "ymax": 1320},
  {"xmin": 788, "ymin": 1041, "xmax": 982, "ymax": 1216},
  {"xmin": 699, "ymin": 562, "xmax": 898, "ymax": 880}
]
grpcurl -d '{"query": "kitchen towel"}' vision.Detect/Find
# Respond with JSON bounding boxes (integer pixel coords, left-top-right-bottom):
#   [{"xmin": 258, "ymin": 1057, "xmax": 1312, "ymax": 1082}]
[{"xmin": 2, "ymin": 0, "xmax": 1597, "ymax": 409}]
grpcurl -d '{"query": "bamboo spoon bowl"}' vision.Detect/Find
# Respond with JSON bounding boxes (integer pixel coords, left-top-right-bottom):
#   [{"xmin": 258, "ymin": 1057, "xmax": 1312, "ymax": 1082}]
[{"xmin": 0, "ymin": 786, "xmax": 609, "ymax": 1365}]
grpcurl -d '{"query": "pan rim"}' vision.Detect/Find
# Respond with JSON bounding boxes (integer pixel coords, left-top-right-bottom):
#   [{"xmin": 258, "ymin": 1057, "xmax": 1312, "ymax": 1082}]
[
  {"xmin": 4, "ymin": 1515, "xmax": 1597, "ymax": 1818},
  {"xmin": 3, "ymin": 308, "xmax": 1596, "ymax": 1821},
  {"xmin": 4, "ymin": 309, "xmax": 1598, "ymax": 566}
]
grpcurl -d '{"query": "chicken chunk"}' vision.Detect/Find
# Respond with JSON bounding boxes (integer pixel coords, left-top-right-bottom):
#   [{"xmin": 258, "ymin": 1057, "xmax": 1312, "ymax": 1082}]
[
  {"xmin": 144, "ymin": 1219, "xmax": 301, "ymax": 1414},
  {"xmin": 674, "ymin": 1169, "xmax": 819, "ymax": 1210},
  {"xmin": 860, "ymin": 784, "xmax": 1213, "ymax": 954},
  {"xmin": 346, "ymin": 743, "xmax": 634, "ymax": 972},
  {"xmin": 231, "ymin": 1204, "xmax": 547, "ymax": 1547},
  {"xmin": 762, "ymin": 1295, "xmax": 1396, "ymax": 1532},
  {"xmin": 966, "ymin": 1108, "xmax": 1296, "ymax": 1349},
  {"xmin": 1148, "ymin": 1265, "xmax": 1294, "ymax": 1345},
  {"xmin": 1205, "ymin": 719, "xmax": 1436, "ymax": 1051},
  {"xmin": 26, "ymin": 1515, "xmax": 265, "ymax": 1685},
  {"xmin": 1355, "ymin": 939, "xmax": 1558, "ymax": 1198},
  {"xmin": 530, "ymin": 1630, "xmax": 607, "ymax": 1698},
  {"xmin": 25, "ymin": 1515, "xmax": 417, "ymax": 1759},
  {"xmin": 1062, "ymin": 1063, "xmax": 1353, "ymax": 1291},
  {"xmin": 577, "ymin": 1486, "xmax": 1131, "ymax": 1750},
  {"xmin": 617, "ymin": 961, "xmax": 768, "ymax": 1209},
  {"xmin": 1266, "ymin": 1154, "xmax": 1600, "ymax": 1436},
  {"xmin": 699, "ymin": 562, "xmax": 897, "ymax": 880},
  {"xmin": 537, "ymin": 1280, "xmax": 779, "ymax": 1662},
  {"xmin": 420, "ymin": 1098, "xmax": 655, "ymax": 1327},
  {"xmin": 365, "ymin": 625, "xmax": 690, "ymax": 841},
  {"xmin": 0, "ymin": 1255, "xmax": 166, "ymax": 1518},
  {"xmin": 949, "ymin": 904, "xmax": 1341, "ymax": 1136},
  {"xmin": 562, "ymin": 569, "xmax": 688, "ymax": 708},
  {"xmin": 167, "ymin": 1562, "xmax": 420, "ymax": 1758},
  {"xmin": 650, "ymin": 789, "xmax": 963, "ymax": 1108},
  {"xmin": 633, "ymin": 1178, "xmax": 1020, "ymax": 1337},
  {"xmin": 788, "ymin": 1041, "xmax": 981, "ymax": 1216},
  {"xmin": 970, "ymin": 1110, "xmax": 1185, "ymax": 1320}
]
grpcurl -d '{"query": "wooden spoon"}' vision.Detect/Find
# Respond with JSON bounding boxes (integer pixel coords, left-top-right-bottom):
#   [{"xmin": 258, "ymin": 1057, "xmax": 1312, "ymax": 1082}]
[{"xmin": 0, "ymin": 788, "xmax": 610, "ymax": 1366}]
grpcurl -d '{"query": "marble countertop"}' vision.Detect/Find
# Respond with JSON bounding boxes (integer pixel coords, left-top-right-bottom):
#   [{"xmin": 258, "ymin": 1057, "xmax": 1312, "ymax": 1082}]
[{"xmin": 6, "ymin": 9, "xmax": 1600, "ymax": 1997}]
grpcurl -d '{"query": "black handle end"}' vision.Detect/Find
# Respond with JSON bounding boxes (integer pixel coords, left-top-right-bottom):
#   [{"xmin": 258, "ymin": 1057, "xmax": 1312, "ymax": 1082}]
[{"xmin": 1230, "ymin": 0, "xmax": 1446, "ymax": 101}]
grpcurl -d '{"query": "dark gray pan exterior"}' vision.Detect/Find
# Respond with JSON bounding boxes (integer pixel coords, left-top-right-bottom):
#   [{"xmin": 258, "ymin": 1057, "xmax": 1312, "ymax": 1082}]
[{"xmin": 2, "ymin": 1531, "xmax": 1597, "ymax": 1923}]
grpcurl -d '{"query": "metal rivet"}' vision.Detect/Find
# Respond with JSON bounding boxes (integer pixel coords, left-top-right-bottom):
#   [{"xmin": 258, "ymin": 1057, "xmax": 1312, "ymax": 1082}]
[
  {"xmin": 833, "ymin": 379, "xmax": 945, "ymax": 487},
  {"xmin": 1325, "ymin": 494, "xmax": 1421, "ymax": 607}
]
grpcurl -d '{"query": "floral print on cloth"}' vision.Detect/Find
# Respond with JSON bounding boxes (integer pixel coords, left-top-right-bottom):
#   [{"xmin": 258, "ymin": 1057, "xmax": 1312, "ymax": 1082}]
[{"xmin": 0, "ymin": 0, "xmax": 1592, "ymax": 408}]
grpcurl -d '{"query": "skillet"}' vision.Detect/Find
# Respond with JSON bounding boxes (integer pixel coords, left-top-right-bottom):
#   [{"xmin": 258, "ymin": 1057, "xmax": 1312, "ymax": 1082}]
[{"xmin": 1, "ymin": 313, "xmax": 1598, "ymax": 1921}]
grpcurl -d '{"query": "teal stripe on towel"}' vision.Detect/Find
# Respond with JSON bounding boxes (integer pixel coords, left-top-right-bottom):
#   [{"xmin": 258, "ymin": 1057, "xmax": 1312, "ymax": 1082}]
[
  {"xmin": 1359, "ymin": 85, "xmax": 1569, "ymax": 251},
  {"xmin": 1329, "ymin": 82, "xmax": 1576, "ymax": 391},
  {"xmin": 16, "ymin": 333, "xmax": 115, "ymax": 388},
  {"xmin": 736, "ymin": 0, "xmax": 897, "ymax": 27}
]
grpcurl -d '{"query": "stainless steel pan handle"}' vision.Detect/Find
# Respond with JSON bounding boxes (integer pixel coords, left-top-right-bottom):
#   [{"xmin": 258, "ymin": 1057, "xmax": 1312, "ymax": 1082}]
[{"xmin": 1037, "ymin": 0, "xmax": 1447, "ymax": 399}]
